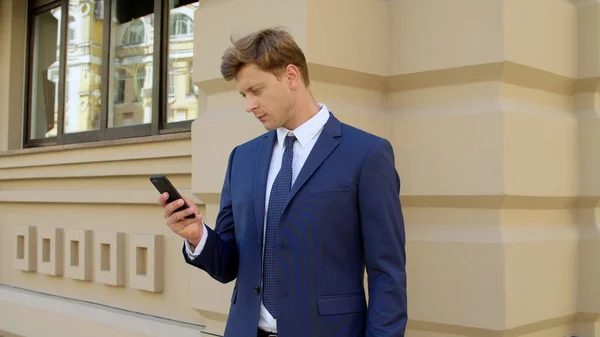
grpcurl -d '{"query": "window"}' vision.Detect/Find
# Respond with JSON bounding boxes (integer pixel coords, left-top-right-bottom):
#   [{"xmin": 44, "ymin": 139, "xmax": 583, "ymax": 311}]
[
  {"xmin": 67, "ymin": 16, "xmax": 76, "ymax": 42},
  {"xmin": 24, "ymin": 0, "xmax": 200, "ymax": 147},
  {"xmin": 121, "ymin": 20, "xmax": 145, "ymax": 46},
  {"xmin": 170, "ymin": 13, "xmax": 193, "ymax": 37}
]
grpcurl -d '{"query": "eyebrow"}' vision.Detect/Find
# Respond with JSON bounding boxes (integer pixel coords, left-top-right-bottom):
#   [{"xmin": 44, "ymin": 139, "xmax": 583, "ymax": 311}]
[{"xmin": 239, "ymin": 85, "xmax": 261, "ymax": 96}]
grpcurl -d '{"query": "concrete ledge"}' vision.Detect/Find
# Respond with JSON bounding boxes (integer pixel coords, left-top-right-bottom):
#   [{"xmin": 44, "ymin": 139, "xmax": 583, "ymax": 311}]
[
  {"xmin": 0, "ymin": 285, "xmax": 207, "ymax": 337},
  {"xmin": 0, "ymin": 132, "xmax": 191, "ymax": 158}
]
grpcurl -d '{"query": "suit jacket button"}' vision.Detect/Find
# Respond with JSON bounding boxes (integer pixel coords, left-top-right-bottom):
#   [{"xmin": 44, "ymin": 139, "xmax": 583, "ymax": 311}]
[{"xmin": 254, "ymin": 286, "xmax": 260, "ymax": 294}]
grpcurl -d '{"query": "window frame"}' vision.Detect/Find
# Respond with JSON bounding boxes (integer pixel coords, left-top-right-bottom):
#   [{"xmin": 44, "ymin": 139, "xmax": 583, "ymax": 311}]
[{"xmin": 23, "ymin": 0, "xmax": 195, "ymax": 148}]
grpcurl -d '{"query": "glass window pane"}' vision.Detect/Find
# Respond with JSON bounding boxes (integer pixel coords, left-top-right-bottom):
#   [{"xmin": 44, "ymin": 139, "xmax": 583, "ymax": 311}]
[
  {"xmin": 108, "ymin": 0, "xmax": 155, "ymax": 128},
  {"xmin": 166, "ymin": 1, "xmax": 199, "ymax": 123},
  {"xmin": 28, "ymin": 9, "xmax": 60, "ymax": 140},
  {"xmin": 64, "ymin": 1, "xmax": 103, "ymax": 134}
]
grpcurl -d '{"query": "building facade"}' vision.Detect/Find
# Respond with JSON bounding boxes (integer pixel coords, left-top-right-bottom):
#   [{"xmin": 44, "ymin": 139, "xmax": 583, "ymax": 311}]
[{"xmin": 1, "ymin": 0, "xmax": 599, "ymax": 336}]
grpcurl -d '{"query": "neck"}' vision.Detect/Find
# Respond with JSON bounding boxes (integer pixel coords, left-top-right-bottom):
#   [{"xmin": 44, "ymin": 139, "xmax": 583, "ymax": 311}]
[{"xmin": 283, "ymin": 90, "xmax": 320, "ymax": 130}]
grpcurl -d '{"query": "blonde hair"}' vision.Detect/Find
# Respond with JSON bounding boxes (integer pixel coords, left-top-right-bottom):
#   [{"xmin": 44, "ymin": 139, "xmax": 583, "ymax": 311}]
[{"xmin": 220, "ymin": 27, "xmax": 310, "ymax": 86}]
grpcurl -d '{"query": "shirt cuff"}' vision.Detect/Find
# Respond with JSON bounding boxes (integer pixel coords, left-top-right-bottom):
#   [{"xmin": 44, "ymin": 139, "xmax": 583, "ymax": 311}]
[{"xmin": 184, "ymin": 223, "xmax": 209, "ymax": 260}]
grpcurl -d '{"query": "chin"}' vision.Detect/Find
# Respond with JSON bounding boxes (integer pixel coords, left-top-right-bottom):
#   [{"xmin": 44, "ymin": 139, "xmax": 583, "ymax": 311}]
[{"xmin": 260, "ymin": 121, "xmax": 275, "ymax": 131}]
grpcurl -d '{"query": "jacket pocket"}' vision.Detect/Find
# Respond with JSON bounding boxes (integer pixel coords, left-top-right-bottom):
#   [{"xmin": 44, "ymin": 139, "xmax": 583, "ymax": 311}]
[
  {"xmin": 231, "ymin": 287, "xmax": 238, "ymax": 304},
  {"xmin": 309, "ymin": 184, "xmax": 356, "ymax": 194},
  {"xmin": 317, "ymin": 293, "xmax": 366, "ymax": 316}
]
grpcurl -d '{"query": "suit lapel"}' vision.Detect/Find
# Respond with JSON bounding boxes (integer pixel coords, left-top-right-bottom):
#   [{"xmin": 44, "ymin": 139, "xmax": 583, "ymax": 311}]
[
  {"xmin": 254, "ymin": 131, "xmax": 276, "ymax": 245},
  {"xmin": 284, "ymin": 114, "xmax": 342, "ymax": 211}
]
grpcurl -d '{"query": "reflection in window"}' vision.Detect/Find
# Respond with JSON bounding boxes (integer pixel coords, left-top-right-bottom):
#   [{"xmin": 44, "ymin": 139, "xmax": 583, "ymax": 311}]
[
  {"xmin": 173, "ymin": 109, "xmax": 188, "ymax": 122},
  {"xmin": 67, "ymin": 16, "xmax": 76, "ymax": 42},
  {"xmin": 63, "ymin": 1, "xmax": 103, "ymax": 134},
  {"xmin": 171, "ymin": 14, "xmax": 193, "ymax": 37},
  {"xmin": 188, "ymin": 62, "xmax": 196, "ymax": 96},
  {"xmin": 121, "ymin": 20, "xmax": 145, "ymax": 46},
  {"xmin": 168, "ymin": 73, "xmax": 175, "ymax": 98},
  {"xmin": 108, "ymin": 0, "xmax": 155, "ymax": 128},
  {"xmin": 122, "ymin": 112, "xmax": 134, "ymax": 126},
  {"xmin": 115, "ymin": 70, "xmax": 125, "ymax": 103},
  {"xmin": 28, "ymin": 10, "xmax": 59, "ymax": 139},
  {"xmin": 166, "ymin": 1, "xmax": 199, "ymax": 123},
  {"xmin": 26, "ymin": 0, "xmax": 200, "ymax": 144},
  {"xmin": 135, "ymin": 67, "xmax": 146, "ymax": 102}
]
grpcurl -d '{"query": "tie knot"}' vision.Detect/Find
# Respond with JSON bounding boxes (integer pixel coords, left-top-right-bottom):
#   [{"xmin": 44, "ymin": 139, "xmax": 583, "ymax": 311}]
[{"xmin": 284, "ymin": 135, "xmax": 296, "ymax": 148}]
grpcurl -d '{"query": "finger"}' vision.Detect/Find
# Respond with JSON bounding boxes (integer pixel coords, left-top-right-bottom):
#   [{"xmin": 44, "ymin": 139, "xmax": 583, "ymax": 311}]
[
  {"xmin": 182, "ymin": 196, "xmax": 198, "ymax": 213},
  {"xmin": 193, "ymin": 211, "xmax": 202, "ymax": 222},
  {"xmin": 169, "ymin": 217, "xmax": 203, "ymax": 242},
  {"xmin": 166, "ymin": 210, "xmax": 201, "ymax": 236},
  {"xmin": 166, "ymin": 206, "xmax": 196, "ymax": 226},
  {"xmin": 175, "ymin": 206, "xmax": 197, "ymax": 221},
  {"xmin": 180, "ymin": 215, "xmax": 202, "ymax": 228},
  {"xmin": 165, "ymin": 213, "xmax": 186, "ymax": 233},
  {"xmin": 163, "ymin": 198, "xmax": 185, "ymax": 219},
  {"xmin": 157, "ymin": 192, "xmax": 169, "ymax": 207}
]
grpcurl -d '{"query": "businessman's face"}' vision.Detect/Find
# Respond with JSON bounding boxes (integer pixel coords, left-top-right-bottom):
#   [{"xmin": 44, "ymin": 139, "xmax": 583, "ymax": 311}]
[{"xmin": 236, "ymin": 63, "xmax": 296, "ymax": 131}]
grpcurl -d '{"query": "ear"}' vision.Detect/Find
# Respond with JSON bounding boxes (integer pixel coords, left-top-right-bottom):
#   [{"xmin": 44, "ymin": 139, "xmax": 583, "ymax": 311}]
[{"xmin": 284, "ymin": 64, "xmax": 301, "ymax": 89}]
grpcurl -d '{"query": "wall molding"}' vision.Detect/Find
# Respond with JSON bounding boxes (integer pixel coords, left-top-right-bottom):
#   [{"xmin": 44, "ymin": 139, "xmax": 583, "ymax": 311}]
[
  {"xmin": 0, "ymin": 188, "xmax": 198, "ymax": 205},
  {"xmin": 197, "ymin": 61, "xmax": 600, "ymax": 96},
  {"xmin": 408, "ymin": 313, "xmax": 582, "ymax": 337}
]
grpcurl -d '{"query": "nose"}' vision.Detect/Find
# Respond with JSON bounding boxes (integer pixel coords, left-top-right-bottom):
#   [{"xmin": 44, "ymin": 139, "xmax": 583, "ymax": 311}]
[{"xmin": 245, "ymin": 98, "xmax": 258, "ymax": 113}]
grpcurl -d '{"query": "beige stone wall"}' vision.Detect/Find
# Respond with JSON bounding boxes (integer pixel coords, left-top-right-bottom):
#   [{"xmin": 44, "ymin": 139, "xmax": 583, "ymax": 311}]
[
  {"xmin": 0, "ymin": 135, "xmax": 213, "ymax": 335},
  {"xmin": 1, "ymin": 0, "xmax": 599, "ymax": 337},
  {"xmin": 193, "ymin": 0, "xmax": 599, "ymax": 336},
  {"xmin": 0, "ymin": 0, "xmax": 25, "ymax": 151}
]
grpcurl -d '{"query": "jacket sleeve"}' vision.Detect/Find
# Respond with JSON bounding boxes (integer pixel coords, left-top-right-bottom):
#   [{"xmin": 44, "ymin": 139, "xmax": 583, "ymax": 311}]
[
  {"xmin": 359, "ymin": 138, "xmax": 408, "ymax": 336},
  {"xmin": 182, "ymin": 147, "xmax": 239, "ymax": 284}
]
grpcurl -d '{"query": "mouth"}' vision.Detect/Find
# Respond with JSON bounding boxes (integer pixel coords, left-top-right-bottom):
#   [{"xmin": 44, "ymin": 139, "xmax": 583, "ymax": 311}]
[{"xmin": 256, "ymin": 114, "xmax": 267, "ymax": 121}]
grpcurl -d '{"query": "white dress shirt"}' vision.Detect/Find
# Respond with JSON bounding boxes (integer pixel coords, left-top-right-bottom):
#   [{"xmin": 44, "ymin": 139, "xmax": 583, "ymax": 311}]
[{"xmin": 184, "ymin": 103, "xmax": 331, "ymax": 333}]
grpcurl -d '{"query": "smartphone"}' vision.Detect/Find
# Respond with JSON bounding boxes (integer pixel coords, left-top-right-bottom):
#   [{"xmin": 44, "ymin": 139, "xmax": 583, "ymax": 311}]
[{"xmin": 149, "ymin": 175, "xmax": 196, "ymax": 219}]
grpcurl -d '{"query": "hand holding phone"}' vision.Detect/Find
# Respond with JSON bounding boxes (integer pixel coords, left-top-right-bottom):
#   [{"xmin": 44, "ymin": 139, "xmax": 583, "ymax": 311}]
[
  {"xmin": 150, "ymin": 175, "xmax": 195, "ymax": 219},
  {"xmin": 151, "ymin": 175, "xmax": 203, "ymax": 247}
]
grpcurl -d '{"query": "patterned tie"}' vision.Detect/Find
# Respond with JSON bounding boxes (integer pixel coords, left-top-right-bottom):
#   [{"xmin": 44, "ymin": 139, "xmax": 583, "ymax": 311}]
[{"xmin": 263, "ymin": 133, "xmax": 296, "ymax": 318}]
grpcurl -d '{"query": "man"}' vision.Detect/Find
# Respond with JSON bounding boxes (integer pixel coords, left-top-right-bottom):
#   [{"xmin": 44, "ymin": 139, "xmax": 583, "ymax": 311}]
[{"xmin": 158, "ymin": 27, "xmax": 407, "ymax": 337}]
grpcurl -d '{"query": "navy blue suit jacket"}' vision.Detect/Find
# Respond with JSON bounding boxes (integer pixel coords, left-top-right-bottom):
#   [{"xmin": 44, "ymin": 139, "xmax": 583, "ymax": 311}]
[{"xmin": 183, "ymin": 113, "xmax": 407, "ymax": 336}]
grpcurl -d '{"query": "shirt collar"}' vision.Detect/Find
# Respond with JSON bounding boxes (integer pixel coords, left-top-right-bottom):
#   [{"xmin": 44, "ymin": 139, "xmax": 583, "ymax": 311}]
[{"xmin": 276, "ymin": 103, "xmax": 330, "ymax": 148}]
